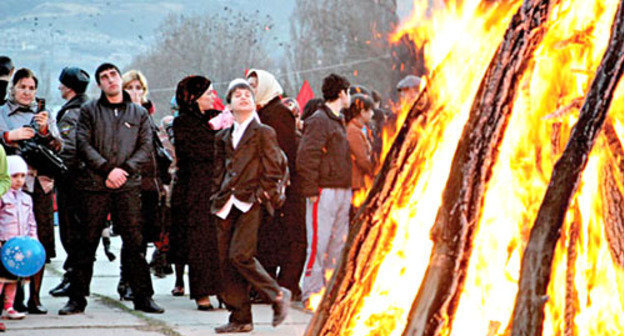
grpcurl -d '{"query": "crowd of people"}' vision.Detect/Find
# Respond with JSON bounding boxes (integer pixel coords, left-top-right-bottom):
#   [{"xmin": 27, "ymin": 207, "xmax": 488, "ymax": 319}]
[{"xmin": 0, "ymin": 54, "xmax": 421, "ymax": 333}]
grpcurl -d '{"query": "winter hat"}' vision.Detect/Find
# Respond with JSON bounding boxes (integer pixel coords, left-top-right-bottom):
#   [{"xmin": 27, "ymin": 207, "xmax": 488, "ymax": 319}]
[
  {"xmin": 246, "ymin": 69, "xmax": 282, "ymax": 107},
  {"xmin": 7, "ymin": 155, "xmax": 27, "ymax": 176},
  {"xmin": 59, "ymin": 67, "xmax": 90, "ymax": 94},
  {"xmin": 226, "ymin": 78, "xmax": 254, "ymax": 104},
  {"xmin": 175, "ymin": 75, "xmax": 211, "ymax": 115},
  {"xmin": 396, "ymin": 75, "xmax": 421, "ymax": 91}
]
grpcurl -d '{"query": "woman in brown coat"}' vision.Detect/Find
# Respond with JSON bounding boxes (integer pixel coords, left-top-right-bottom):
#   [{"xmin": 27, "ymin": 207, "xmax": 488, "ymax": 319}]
[{"xmin": 345, "ymin": 94, "xmax": 375, "ymax": 191}]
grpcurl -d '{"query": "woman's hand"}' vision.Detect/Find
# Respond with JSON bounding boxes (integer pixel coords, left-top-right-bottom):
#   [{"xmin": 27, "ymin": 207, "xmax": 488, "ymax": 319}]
[
  {"xmin": 7, "ymin": 127, "xmax": 35, "ymax": 141},
  {"xmin": 33, "ymin": 111, "xmax": 49, "ymax": 130}
]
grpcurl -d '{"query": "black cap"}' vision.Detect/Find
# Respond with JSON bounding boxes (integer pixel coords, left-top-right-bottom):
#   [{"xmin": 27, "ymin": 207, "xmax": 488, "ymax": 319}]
[{"xmin": 59, "ymin": 67, "xmax": 90, "ymax": 94}]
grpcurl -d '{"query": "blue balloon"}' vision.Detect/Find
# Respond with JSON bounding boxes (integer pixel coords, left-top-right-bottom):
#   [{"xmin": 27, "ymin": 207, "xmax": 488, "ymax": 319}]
[{"xmin": 1, "ymin": 236, "xmax": 46, "ymax": 277}]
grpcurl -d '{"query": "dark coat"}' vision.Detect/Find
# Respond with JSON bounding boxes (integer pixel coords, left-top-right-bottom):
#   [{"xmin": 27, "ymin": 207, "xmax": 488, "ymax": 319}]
[
  {"xmin": 75, "ymin": 91, "xmax": 152, "ymax": 191},
  {"xmin": 256, "ymin": 97, "xmax": 302, "ymax": 270},
  {"xmin": 257, "ymin": 97, "xmax": 297, "ymax": 175},
  {"xmin": 210, "ymin": 117, "xmax": 284, "ymax": 214},
  {"xmin": 296, "ymin": 105, "xmax": 352, "ymax": 197},
  {"xmin": 170, "ymin": 110, "xmax": 221, "ymax": 297},
  {"xmin": 57, "ymin": 93, "xmax": 89, "ymax": 170}
]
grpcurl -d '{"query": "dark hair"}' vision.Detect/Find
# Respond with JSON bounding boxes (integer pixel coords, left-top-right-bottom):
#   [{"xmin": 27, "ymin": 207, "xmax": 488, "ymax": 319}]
[
  {"xmin": 349, "ymin": 85, "xmax": 370, "ymax": 97},
  {"xmin": 12, "ymin": 68, "xmax": 38, "ymax": 88},
  {"xmin": 321, "ymin": 73, "xmax": 350, "ymax": 102},
  {"xmin": 0, "ymin": 56, "xmax": 13, "ymax": 77},
  {"xmin": 94, "ymin": 62, "xmax": 121, "ymax": 85},
  {"xmin": 302, "ymin": 97, "xmax": 324, "ymax": 121},
  {"xmin": 371, "ymin": 90, "xmax": 381, "ymax": 103},
  {"xmin": 345, "ymin": 94, "xmax": 373, "ymax": 122}
]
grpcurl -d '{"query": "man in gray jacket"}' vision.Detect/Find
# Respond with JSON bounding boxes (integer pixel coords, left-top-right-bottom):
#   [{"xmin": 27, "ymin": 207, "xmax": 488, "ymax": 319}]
[{"xmin": 59, "ymin": 63, "xmax": 163, "ymax": 315}]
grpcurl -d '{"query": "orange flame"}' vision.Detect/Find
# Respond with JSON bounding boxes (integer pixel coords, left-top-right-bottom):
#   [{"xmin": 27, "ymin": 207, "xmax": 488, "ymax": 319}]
[{"xmin": 318, "ymin": 0, "xmax": 624, "ymax": 335}]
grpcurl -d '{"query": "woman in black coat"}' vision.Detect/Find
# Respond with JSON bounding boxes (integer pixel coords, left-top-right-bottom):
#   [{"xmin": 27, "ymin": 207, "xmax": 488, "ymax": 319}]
[{"xmin": 171, "ymin": 76, "xmax": 222, "ymax": 310}]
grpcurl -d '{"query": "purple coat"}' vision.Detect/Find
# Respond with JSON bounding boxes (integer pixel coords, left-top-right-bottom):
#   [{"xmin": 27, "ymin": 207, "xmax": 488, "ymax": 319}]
[{"xmin": 0, "ymin": 189, "xmax": 37, "ymax": 241}]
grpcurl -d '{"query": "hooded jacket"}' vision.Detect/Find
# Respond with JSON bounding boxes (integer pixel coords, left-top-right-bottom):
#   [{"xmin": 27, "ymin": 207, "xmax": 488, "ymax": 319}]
[{"xmin": 75, "ymin": 91, "xmax": 152, "ymax": 191}]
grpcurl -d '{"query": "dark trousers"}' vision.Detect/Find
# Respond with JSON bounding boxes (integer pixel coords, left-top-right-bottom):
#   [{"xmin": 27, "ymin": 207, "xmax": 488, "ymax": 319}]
[
  {"xmin": 56, "ymin": 179, "xmax": 82, "ymax": 271},
  {"xmin": 121, "ymin": 189, "xmax": 160, "ymax": 282},
  {"xmin": 276, "ymin": 190, "xmax": 306, "ymax": 299},
  {"xmin": 67, "ymin": 188, "xmax": 154, "ymax": 305},
  {"xmin": 216, "ymin": 204, "xmax": 280, "ymax": 324}
]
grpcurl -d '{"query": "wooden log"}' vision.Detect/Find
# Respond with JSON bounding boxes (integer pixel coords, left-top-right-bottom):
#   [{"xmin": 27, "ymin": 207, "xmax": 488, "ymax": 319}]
[
  {"xmin": 601, "ymin": 121, "xmax": 624, "ymax": 266},
  {"xmin": 510, "ymin": 0, "xmax": 624, "ymax": 334},
  {"xmin": 303, "ymin": 82, "xmax": 433, "ymax": 335},
  {"xmin": 402, "ymin": 1, "xmax": 552, "ymax": 335}
]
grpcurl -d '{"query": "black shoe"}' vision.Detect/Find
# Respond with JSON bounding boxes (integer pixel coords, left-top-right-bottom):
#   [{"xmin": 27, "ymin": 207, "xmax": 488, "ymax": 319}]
[
  {"xmin": 134, "ymin": 298, "xmax": 164, "ymax": 314},
  {"xmin": 215, "ymin": 322, "xmax": 253, "ymax": 333},
  {"xmin": 27, "ymin": 300, "xmax": 48, "ymax": 315},
  {"xmin": 49, "ymin": 280, "xmax": 70, "ymax": 297},
  {"xmin": 197, "ymin": 303, "xmax": 214, "ymax": 311},
  {"xmin": 272, "ymin": 287, "xmax": 291, "ymax": 327},
  {"xmin": 58, "ymin": 300, "xmax": 85, "ymax": 315},
  {"xmin": 13, "ymin": 301, "xmax": 26, "ymax": 313}
]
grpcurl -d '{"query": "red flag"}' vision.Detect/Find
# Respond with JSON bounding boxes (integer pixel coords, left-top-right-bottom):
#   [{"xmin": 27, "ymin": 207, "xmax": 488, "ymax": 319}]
[{"xmin": 296, "ymin": 80, "xmax": 314, "ymax": 110}]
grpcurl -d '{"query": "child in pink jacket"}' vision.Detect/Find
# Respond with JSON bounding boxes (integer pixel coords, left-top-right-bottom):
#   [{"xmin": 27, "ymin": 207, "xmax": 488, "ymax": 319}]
[{"xmin": 0, "ymin": 156, "xmax": 37, "ymax": 321}]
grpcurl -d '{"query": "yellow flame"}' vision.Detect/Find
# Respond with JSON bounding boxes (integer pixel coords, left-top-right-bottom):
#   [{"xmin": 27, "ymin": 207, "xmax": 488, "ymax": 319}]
[
  {"xmin": 340, "ymin": 1, "xmax": 522, "ymax": 335},
  {"xmin": 319, "ymin": 0, "xmax": 624, "ymax": 335}
]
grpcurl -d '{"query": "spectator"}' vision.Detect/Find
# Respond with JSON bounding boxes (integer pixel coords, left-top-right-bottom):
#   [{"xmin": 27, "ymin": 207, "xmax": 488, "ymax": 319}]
[
  {"xmin": 171, "ymin": 75, "xmax": 222, "ymax": 310},
  {"xmin": 246, "ymin": 69, "xmax": 305, "ymax": 302},
  {"xmin": 296, "ymin": 73, "xmax": 352, "ymax": 307},
  {"xmin": 210, "ymin": 78, "xmax": 290, "ymax": 333},
  {"xmin": 0, "ymin": 67, "xmax": 61, "ymax": 315},
  {"xmin": 0, "ymin": 156, "xmax": 36, "ymax": 323},
  {"xmin": 0, "ymin": 57, "xmax": 14, "ymax": 106},
  {"xmin": 345, "ymin": 94, "xmax": 375, "ymax": 191},
  {"xmin": 59, "ymin": 62, "xmax": 163, "ymax": 315},
  {"xmin": 50, "ymin": 67, "xmax": 91, "ymax": 298}
]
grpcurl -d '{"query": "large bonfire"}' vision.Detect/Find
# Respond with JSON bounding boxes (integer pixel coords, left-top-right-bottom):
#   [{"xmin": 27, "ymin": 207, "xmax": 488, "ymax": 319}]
[{"xmin": 304, "ymin": 0, "xmax": 624, "ymax": 335}]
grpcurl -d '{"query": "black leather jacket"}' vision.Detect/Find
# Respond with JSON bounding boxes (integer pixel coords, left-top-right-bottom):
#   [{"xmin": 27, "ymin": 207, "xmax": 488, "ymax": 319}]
[{"xmin": 75, "ymin": 91, "xmax": 152, "ymax": 191}]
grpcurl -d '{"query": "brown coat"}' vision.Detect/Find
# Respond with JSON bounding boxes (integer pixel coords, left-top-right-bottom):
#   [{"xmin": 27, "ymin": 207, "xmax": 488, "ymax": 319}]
[
  {"xmin": 210, "ymin": 118, "xmax": 285, "ymax": 214},
  {"xmin": 346, "ymin": 118, "xmax": 374, "ymax": 190}
]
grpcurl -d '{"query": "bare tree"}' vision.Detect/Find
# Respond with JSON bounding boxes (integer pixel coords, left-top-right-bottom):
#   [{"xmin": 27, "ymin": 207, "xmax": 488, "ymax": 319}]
[
  {"xmin": 286, "ymin": 0, "xmax": 400, "ymax": 100},
  {"xmin": 128, "ymin": 8, "xmax": 274, "ymax": 119}
]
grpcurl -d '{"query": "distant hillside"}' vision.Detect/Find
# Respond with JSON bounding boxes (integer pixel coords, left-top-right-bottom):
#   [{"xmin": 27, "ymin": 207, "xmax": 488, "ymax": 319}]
[{"xmin": 0, "ymin": 0, "xmax": 294, "ymax": 107}]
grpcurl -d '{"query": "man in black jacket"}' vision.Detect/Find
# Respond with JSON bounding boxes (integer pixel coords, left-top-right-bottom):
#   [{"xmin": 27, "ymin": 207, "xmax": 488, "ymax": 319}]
[
  {"xmin": 210, "ymin": 79, "xmax": 290, "ymax": 333},
  {"xmin": 296, "ymin": 73, "xmax": 352, "ymax": 307},
  {"xmin": 49, "ymin": 66, "xmax": 91, "ymax": 298},
  {"xmin": 59, "ymin": 63, "xmax": 164, "ymax": 315}
]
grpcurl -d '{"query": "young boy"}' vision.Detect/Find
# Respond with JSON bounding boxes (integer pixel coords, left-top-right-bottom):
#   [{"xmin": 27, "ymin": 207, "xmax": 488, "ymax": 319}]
[{"xmin": 210, "ymin": 79, "xmax": 290, "ymax": 333}]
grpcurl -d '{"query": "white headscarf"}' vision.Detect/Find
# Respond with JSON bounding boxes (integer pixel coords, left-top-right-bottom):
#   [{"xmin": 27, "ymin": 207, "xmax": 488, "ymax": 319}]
[{"xmin": 247, "ymin": 69, "xmax": 283, "ymax": 108}]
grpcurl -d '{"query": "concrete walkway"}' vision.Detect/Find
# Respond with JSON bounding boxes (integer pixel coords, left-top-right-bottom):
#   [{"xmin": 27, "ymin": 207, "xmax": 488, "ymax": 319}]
[{"xmin": 4, "ymin": 229, "xmax": 311, "ymax": 335}]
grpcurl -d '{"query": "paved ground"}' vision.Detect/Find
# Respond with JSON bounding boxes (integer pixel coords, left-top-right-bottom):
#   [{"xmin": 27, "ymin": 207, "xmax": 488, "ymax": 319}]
[{"xmin": 3, "ymin": 228, "xmax": 311, "ymax": 335}]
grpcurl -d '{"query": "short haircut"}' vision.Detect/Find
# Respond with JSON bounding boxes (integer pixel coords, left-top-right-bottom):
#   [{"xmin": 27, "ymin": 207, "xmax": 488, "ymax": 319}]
[
  {"xmin": 95, "ymin": 62, "xmax": 121, "ymax": 85},
  {"xmin": 122, "ymin": 69, "xmax": 149, "ymax": 102},
  {"xmin": 321, "ymin": 73, "xmax": 350, "ymax": 102},
  {"xmin": 302, "ymin": 97, "xmax": 324, "ymax": 121},
  {"xmin": 346, "ymin": 93, "xmax": 373, "ymax": 122},
  {"xmin": 12, "ymin": 68, "xmax": 38, "ymax": 88},
  {"xmin": 0, "ymin": 56, "xmax": 13, "ymax": 77}
]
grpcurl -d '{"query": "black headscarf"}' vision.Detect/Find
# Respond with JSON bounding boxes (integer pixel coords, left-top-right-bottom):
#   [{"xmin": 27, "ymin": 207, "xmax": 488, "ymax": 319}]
[{"xmin": 175, "ymin": 75, "xmax": 218, "ymax": 121}]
